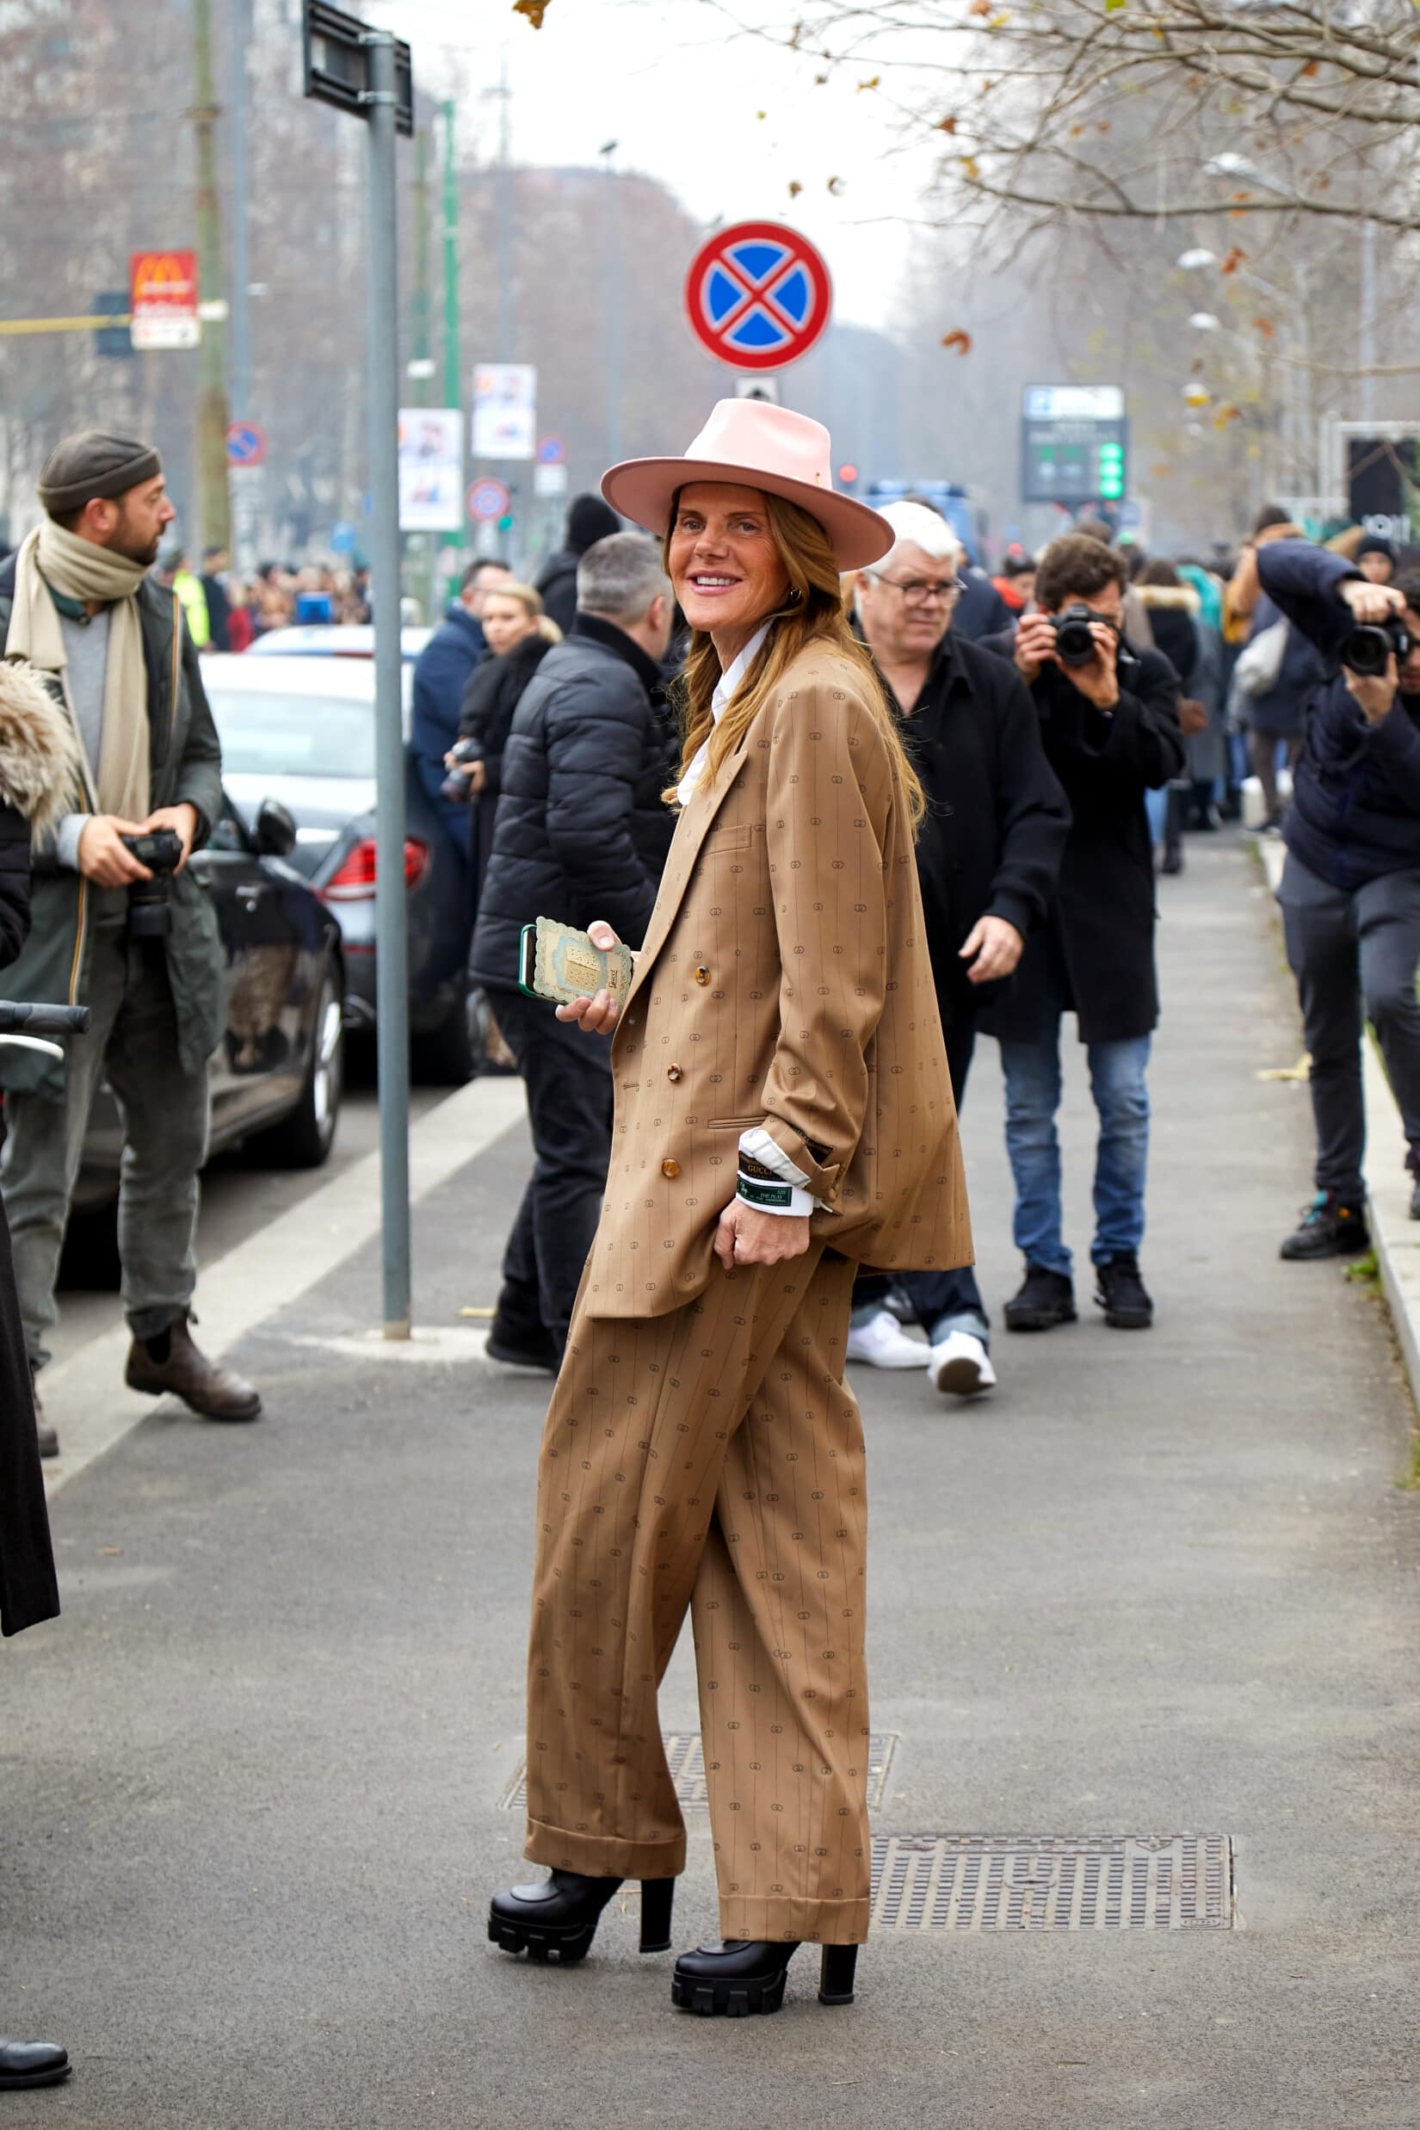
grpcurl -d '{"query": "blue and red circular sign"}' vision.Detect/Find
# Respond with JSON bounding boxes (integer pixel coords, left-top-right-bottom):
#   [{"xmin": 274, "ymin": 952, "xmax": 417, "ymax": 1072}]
[
  {"xmin": 468, "ymin": 477, "xmax": 511, "ymax": 523},
  {"xmin": 226, "ymin": 420, "xmax": 266, "ymax": 468},
  {"xmin": 684, "ymin": 220, "xmax": 832, "ymax": 371}
]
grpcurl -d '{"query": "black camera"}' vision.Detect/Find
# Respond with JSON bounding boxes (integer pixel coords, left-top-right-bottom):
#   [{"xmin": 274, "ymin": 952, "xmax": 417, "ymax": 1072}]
[
  {"xmin": 118, "ymin": 828, "xmax": 184, "ymax": 939},
  {"xmin": 440, "ymin": 737, "xmax": 482, "ymax": 805},
  {"xmin": 1051, "ymin": 603, "xmax": 1101, "ymax": 668},
  {"xmin": 1341, "ymin": 614, "xmax": 1412, "ymax": 680}
]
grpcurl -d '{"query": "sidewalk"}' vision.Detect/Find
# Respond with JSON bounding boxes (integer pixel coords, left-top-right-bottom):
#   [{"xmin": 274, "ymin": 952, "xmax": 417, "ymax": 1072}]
[{"xmin": 5, "ymin": 833, "xmax": 1420, "ymax": 2130}]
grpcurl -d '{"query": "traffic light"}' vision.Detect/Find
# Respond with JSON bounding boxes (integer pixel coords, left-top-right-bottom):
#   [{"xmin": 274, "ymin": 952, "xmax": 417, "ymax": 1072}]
[{"xmin": 1098, "ymin": 437, "xmax": 1125, "ymax": 500}]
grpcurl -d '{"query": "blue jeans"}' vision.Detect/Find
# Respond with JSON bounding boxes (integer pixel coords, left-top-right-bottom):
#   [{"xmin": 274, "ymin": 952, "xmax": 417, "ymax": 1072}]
[{"xmin": 998, "ymin": 1015, "xmax": 1152, "ymax": 1279}]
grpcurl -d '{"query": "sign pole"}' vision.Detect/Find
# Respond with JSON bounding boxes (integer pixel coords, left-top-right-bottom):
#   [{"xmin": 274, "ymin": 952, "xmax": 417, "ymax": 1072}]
[{"xmin": 366, "ymin": 27, "xmax": 412, "ymax": 1339}]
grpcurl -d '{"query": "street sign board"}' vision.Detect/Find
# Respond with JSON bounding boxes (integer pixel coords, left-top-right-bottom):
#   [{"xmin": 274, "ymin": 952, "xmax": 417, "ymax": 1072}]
[
  {"xmin": 468, "ymin": 477, "xmax": 512, "ymax": 523},
  {"xmin": 94, "ymin": 291, "xmax": 132, "ymax": 360},
  {"xmin": 1346, "ymin": 433, "xmax": 1420, "ymax": 548},
  {"xmin": 130, "ymin": 251, "xmax": 199, "ymax": 350},
  {"xmin": 473, "ymin": 365, "xmax": 536, "ymax": 460},
  {"xmin": 303, "ymin": 1, "xmax": 414, "ymax": 136},
  {"xmin": 685, "ymin": 221, "xmax": 831, "ymax": 371},
  {"xmin": 536, "ymin": 435, "xmax": 566, "ymax": 465},
  {"xmin": 735, "ymin": 376, "xmax": 780, "ymax": 404},
  {"xmin": 534, "ymin": 462, "xmax": 568, "ymax": 500},
  {"xmin": 1021, "ymin": 383, "xmax": 1128, "ymax": 505},
  {"xmin": 226, "ymin": 420, "xmax": 266, "ymax": 468},
  {"xmin": 398, "ymin": 408, "xmax": 464, "ymax": 531}
]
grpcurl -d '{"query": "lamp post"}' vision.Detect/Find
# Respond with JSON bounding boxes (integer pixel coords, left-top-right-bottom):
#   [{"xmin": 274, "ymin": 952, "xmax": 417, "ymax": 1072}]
[{"xmin": 600, "ymin": 139, "xmax": 623, "ymax": 467}]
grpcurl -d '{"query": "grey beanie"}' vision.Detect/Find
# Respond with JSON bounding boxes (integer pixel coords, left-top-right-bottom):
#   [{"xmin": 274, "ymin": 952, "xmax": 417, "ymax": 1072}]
[{"xmin": 36, "ymin": 430, "xmax": 162, "ymax": 516}]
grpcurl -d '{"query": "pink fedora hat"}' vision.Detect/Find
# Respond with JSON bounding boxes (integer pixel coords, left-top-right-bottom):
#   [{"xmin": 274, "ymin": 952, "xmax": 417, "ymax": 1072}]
[{"xmin": 601, "ymin": 400, "xmax": 892, "ymax": 571}]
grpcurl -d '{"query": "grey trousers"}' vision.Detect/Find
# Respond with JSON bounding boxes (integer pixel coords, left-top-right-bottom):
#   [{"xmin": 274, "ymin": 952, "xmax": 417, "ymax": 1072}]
[
  {"xmin": 1278, "ymin": 853, "xmax": 1420, "ymax": 1202},
  {"xmin": 1, "ymin": 922, "xmax": 210, "ymax": 1370}
]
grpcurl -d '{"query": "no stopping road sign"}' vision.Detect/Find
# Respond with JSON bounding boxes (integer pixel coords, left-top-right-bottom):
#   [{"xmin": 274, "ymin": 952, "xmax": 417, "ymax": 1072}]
[
  {"xmin": 684, "ymin": 221, "xmax": 832, "ymax": 371},
  {"xmin": 468, "ymin": 477, "xmax": 512, "ymax": 522}
]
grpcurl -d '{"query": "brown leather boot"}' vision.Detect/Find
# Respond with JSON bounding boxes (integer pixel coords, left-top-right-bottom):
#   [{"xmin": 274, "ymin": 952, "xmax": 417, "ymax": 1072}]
[
  {"xmin": 28, "ymin": 1366, "xmax": 58, "ymax": 1460},
  {"xmin": 124, "ymin": 1315, "xmax": 262, "ymax": 1422}
]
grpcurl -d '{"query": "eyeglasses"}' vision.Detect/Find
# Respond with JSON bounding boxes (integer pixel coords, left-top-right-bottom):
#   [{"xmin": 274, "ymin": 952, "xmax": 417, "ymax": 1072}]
[{"xmin": 871, "ymin": 573, "xmax": 960, "ymax": 606}]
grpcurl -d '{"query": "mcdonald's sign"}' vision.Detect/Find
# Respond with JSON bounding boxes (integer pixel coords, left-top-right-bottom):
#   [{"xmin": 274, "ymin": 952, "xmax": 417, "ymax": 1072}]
[{"xmin": 129, "ymin": 250, "xmax": 200, "ymax": 350}]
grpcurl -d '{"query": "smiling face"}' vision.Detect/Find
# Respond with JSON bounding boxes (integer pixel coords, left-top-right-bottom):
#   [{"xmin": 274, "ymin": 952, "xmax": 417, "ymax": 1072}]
[{"xmin": 667, "ymin": 483, "xmax": 791, "ymax": 645}]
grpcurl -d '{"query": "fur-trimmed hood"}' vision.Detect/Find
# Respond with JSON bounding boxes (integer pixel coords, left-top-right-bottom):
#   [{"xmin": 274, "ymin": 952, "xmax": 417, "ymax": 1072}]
[
  {"xmin": 0, "ymin": 658, "xmax": 83, "ymax": 842},
  {"xmin": 1134, "ymin": 582, "xmax": 1201, "ymax": 615}
]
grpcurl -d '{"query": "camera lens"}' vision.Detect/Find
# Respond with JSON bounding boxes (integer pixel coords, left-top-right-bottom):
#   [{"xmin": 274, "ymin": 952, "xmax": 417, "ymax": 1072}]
[{"xmin": 1342, "ymin": 623, "xmax": 1393, "ymax": 678}]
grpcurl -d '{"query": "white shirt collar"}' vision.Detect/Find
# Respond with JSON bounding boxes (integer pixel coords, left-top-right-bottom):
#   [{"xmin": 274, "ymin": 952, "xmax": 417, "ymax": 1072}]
[
  {"xmin": 710, "ymin": 622, "xmax": 772, "ymax": 723},
  {"xmin": 678, "ymin": 622, "xmax": 773, "ymax": 805}
]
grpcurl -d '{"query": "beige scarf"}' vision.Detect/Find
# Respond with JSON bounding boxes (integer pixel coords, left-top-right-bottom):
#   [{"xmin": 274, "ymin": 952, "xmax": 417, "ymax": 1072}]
[{"xmin": 7, "ymin": 521, "xmax": 153, "ymax": 825}]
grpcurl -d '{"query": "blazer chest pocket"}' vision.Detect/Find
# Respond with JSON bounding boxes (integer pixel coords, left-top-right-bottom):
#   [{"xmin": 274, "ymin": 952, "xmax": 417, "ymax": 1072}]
[{"xmin": 703, "ymin": 822, "xmax": 754, "ymax": 854}]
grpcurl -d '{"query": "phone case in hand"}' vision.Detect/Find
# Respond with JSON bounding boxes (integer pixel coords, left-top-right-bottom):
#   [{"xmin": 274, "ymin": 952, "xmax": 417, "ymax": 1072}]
[{"xmin": 519, "ymin": 916, "xmax": 635, "ymax": 1006}]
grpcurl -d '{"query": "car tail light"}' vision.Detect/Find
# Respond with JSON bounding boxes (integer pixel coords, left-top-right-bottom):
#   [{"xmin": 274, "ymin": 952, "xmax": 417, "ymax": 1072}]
[{"xmin": 320, "ymin": 836, "xmax": 429, "ymax": 902}]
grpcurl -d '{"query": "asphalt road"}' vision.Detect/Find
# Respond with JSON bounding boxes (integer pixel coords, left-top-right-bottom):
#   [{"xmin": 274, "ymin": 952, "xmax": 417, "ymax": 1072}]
[{"xmin": 5, "ymin": 833, "xmax": 1419, "ymax": 2129}]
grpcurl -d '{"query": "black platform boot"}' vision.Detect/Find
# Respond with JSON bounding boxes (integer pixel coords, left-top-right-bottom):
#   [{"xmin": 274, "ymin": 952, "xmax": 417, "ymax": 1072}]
[
  {"xmin": 488, "ymin": 1870, "xmax": 674, "ymax": 1963},
  {"xmin": 671, "ymin": 1939, "xmax": 858, "ymax": 2016}
]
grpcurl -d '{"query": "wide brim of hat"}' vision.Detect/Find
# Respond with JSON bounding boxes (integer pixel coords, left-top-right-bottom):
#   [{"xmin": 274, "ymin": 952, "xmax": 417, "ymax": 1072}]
[{"xmin": 601, "ymin": 456, "xmax": 893, "ymax": 572}]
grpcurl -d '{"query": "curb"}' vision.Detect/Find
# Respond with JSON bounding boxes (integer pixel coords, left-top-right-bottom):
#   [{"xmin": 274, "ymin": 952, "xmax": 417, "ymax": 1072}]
[{"xmin": 1256, "ymin": 834, "xmax": 1420, "ymax": 1404}]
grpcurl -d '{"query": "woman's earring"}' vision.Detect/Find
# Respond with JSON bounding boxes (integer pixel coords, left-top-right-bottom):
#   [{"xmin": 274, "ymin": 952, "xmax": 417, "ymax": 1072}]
[{"xmin": 787, "ymin": 586, "xmax": 803, "ymax": 606}]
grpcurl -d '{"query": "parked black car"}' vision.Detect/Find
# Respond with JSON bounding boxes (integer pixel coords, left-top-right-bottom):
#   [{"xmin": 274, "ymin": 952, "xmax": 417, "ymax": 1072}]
[{"xmin": 202, "ymin": 654, "xmax": 475, "ymax": 1083}]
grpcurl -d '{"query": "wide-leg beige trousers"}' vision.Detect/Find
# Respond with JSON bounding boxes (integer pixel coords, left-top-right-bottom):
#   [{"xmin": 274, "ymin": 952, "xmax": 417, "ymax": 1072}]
[{"xmin": 523, "ymin": 1244, "xmax": 871, "ymax": 1945}]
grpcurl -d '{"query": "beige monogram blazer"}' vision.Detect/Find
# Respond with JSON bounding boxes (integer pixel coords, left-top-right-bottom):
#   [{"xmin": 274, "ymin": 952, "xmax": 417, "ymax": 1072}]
[{"xmin": 582, "ymin": 637, "xmax": 973, "ymax": 1319}]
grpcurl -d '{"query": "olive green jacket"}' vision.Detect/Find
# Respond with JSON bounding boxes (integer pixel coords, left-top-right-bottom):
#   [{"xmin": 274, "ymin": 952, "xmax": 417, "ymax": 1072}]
[{"xmin": 0, "ymin": 564, "xmax": 224, "ymax": 1098}]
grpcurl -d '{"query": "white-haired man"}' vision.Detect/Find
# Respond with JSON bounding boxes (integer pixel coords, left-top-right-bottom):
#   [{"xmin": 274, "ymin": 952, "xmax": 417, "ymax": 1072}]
[{"xmin": 847, "ymin": 500, "xmax": 1070, "ymax": 1396}]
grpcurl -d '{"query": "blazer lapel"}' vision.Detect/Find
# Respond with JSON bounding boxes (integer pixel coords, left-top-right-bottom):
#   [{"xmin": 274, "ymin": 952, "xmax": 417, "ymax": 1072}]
[{"xmin": 625, "ymin": 732, "xmax": 752, "ymax": 1010}]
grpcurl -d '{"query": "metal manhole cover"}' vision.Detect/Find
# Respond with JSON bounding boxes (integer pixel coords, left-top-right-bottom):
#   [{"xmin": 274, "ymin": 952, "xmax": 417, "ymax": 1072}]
[
  {"xmin": 869, "ymin": 1834, "xmax": 1233, "ymax": 1932},
  {"xmin": 501, "ymin": 1732, "xmax": 899, "ymax": 1815}
]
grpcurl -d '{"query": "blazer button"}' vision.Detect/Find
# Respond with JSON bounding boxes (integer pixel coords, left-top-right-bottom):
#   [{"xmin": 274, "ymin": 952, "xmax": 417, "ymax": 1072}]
[
  {"xmin": 667, "ymin": 1064, "xmax": 683, "ymax": 1082},
  {"xmin": 694, "ymin": 966, "xmax": 710, "ymax": 986},
  {"xmin": 661, "ymin": 1158, "xmax": 681, "ymax": 1179}
]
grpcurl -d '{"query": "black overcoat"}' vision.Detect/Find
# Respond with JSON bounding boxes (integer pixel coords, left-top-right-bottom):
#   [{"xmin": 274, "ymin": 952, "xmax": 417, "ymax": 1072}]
[
  {"xmin": 976, "ymin": 633, "xmax": 1185, "ymax": 1044},
  {"xmin": 0, "ymin": 796, "xmax": 59, "ymax": 1635}
]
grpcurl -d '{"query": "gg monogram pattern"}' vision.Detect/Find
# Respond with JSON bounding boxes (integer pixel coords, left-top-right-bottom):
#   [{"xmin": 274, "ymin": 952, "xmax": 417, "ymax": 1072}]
[{"xmin": 521, "ymin": 640, "xmax": 971, "ymax": 1945}]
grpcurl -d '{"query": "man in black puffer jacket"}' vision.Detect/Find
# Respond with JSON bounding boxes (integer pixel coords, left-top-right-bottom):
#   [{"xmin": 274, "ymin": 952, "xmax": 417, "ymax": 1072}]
[
  {"xmin": 1257, "ymin": 543, "xmax": 1420, "ymax": 1260},
  {"xmin": 469, "ymin": 533, "xmax": 676, "ymax": 1366}
]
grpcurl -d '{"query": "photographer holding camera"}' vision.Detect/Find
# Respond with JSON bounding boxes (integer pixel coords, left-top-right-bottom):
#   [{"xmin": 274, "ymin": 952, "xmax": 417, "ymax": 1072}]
[
  {"xmin": 0, "ymin": 432, "xmax": 258, "ymax": 1455},
  {"xmin": 1257, "ymin": 542, "xmax": 1420, "ymax": 1260},
  {"xmin": 980, "ymin": 533, "xmax": 1185, "ymax": 1333}
]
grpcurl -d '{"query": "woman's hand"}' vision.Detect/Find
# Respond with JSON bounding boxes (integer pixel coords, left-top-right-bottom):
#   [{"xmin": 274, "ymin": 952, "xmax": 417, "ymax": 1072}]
[
  {"xmin": 713, "ymin": 1197, "xmax": 812, "ymax": 1269},
  {"xmin": 555, "ymin": 920, "xmax": 625, "ymax": 1034}
]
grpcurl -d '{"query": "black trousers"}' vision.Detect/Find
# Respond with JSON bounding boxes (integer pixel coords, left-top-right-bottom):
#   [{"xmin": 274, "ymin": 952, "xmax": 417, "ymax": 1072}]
[
  {"xmin": 0, "ymin": 1171, "xmax": 58, "ymax": 1637},
  {"xmin": 1278, "ymin": 853, "xmax": 1420, "ymax": 1203},
  {"xmin": 485, "ymin": 986, "xmax": 614, "ymax": 1357},
  {"xmin": 856, "ymin": 1014, "xmax": 986, "ymax": 1338}
]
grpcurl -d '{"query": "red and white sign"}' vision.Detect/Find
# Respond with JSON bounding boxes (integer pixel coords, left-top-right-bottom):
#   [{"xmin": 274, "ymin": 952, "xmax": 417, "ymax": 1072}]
[
  {"xmin": 468, "ymin": 477, "xmax": 511, "ymax": 523},
  {"xmin": 130, "ymin": 250, "xmax": 200, "ymax": 351},
  {"xmin": 684, "ymin": 221, "xmax": 832, "ymax": 372}
]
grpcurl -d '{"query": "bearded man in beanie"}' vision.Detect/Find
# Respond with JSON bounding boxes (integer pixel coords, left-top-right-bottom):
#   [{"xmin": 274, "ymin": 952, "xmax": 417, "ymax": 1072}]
[{"xmin": 0, "ymin": 431, "xmax": 259, "ymax": 1456}]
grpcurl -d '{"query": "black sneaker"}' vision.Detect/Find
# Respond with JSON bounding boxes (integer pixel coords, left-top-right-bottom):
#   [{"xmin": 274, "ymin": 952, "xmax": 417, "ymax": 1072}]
[
  {"xmin": 485, "ymin": 1325, "xmax": 560, "ymax": 1372},
  {"xmin": 1279, "ymin": 1192, "xmax": 1370, "ymax": 1261},
  {"xmin": 1093, "ymin": 1253, "xmax": 1154, "ymax": 1329},
  {"xmin": 1003, "ymin": 1265, "xmax": 1077, "ymax": 1332}
]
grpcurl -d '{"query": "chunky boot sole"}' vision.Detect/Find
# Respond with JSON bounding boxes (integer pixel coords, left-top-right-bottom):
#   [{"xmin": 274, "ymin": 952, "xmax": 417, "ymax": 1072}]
[
  {"xmin": 1097, "ymin": 1304, "xmax": 1153, "ymax": 1329},
  {"xmin": 1279, "ymin": 1228, "xmax": 1370, "ymax": 1262},
  {"xmin": 671, "ymin": 1944, "xmax": 857, "ymax": 2017},
  {"xmin": 488, "ymin": 1914, "xmax": 598, "ymax": 1964},
  {"xmin": 672, "ymin": 1967, "xmax": 788, "ymax": 2017}
]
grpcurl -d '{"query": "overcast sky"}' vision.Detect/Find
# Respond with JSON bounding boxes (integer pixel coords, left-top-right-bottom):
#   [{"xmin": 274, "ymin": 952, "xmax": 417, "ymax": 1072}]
[{"xmin": 366, "ymin": 0, "xmax": 930, "ymax": 325}]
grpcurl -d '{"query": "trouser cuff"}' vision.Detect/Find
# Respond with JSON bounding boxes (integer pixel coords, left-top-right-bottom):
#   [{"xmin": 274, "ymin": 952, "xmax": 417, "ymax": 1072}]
[
  {"xmin": 524, "ymin": 1815, "xmax": 686, "ymax": 1881},
  {"xmin": 717, "ymin": 1894, "xmax": 870, "ymax": 1946},
  {"xmin": 126, "ymin": 1302, "xmax": 192, "ymax": 1342}
]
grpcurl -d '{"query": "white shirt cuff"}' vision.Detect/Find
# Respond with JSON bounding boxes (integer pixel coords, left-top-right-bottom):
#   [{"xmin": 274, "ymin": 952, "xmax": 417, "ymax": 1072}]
[
  {"xmin": 737, "ymin": 1125, "xmax": 820, "ymax": 1216},
  {"xmin": 54, "ymin": 813, "xmax": 89, "ymax": 870}
]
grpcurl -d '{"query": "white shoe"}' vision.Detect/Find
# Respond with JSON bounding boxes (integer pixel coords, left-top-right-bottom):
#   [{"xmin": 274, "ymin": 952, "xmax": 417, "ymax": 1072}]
[
  {"xmin": 845, "ymin": 1309, "xmax": 927, "ymax": 1369},
  {"xmin": 928, "ymin": 1331, "xmax": 997, "ymax": 1397}
]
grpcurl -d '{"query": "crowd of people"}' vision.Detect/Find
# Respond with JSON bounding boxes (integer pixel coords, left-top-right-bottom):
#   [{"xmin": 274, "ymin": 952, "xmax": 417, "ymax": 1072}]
[{"xmin": 1, "ymin": 406, "xmax": 1417, "ymax": 2066}]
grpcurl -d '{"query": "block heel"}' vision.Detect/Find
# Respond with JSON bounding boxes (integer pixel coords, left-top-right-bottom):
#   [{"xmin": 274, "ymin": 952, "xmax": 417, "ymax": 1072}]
[
  {"xmin": 638, "ymin": 1877, "xmax": 675, "ymax": 1953},
  {"xmin": 818, "ymin": 1943, "xmax": 858, "ymax": 2005}
]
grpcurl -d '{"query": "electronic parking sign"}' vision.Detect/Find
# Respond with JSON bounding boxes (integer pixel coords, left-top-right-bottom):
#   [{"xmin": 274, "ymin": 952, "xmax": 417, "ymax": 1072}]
[{"xmin": 1021, "ymin": 385, "xmax": 1128, "ymax": 507}]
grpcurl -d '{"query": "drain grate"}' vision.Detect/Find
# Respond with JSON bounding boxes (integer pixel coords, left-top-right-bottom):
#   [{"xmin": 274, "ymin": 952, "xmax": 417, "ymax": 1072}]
[
  {"xmin": 869, "ymin": 1834, "xmax": 1233, "ymax": 1932},
  {"xmin": 501, "ymin": 1731, "xmax": 899, "ymax": 1815}
]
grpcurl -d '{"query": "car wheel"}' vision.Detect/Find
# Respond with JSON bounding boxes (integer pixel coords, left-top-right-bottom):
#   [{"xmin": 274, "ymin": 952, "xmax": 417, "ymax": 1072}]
[
  {"xmin": 248, "ymin": 960, "xmax": 344, "ymax": 1169},
  {"xmin": 410, "ymin": 983, "xmax": 475, "ymax": 1087}
]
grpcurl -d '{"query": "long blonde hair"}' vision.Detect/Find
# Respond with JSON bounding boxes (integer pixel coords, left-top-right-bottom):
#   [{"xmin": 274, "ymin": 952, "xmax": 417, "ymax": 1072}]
[{"xmin": 663, "ymin": 490, "xmax": 925, "ymax": 828}]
